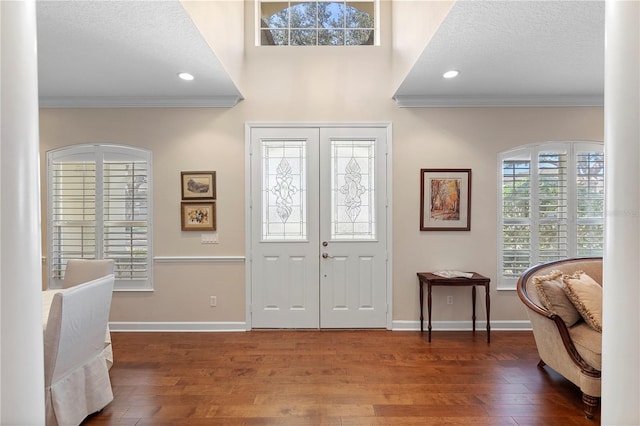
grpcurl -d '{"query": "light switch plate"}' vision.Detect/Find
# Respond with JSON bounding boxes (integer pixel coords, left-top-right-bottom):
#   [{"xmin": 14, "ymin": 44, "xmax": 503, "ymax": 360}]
[{"xmin": 201, "ymin": 233, "xmax": 218, "ymax": 244}]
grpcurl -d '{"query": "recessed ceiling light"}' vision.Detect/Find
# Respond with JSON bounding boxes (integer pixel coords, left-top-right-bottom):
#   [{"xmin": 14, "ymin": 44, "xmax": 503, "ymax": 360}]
[
  {"xmin": 178, "ymin": 72, "xmax": 194, "ymax": 81},
  {"xmin": 443, "ymin": 70, "xmax": 460, "ymax": 79}
]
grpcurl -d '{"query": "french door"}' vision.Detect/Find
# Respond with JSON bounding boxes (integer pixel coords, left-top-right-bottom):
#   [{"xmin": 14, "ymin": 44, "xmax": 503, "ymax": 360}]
[{"xmin": 249, "ymin": 125, "xmax": 389, "ymax": 328}]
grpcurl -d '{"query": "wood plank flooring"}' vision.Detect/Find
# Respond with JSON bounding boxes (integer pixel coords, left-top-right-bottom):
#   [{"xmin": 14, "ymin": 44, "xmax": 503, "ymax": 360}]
[{"xmin": 82, "ymin": 330, "xmax": 600, "ymax": 425}]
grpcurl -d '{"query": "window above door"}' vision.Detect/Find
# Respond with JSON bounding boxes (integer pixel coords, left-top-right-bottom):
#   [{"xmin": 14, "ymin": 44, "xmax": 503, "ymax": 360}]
[{"xmin": 258, "ymin": 1, "xmax": 377, "ymax": 46}]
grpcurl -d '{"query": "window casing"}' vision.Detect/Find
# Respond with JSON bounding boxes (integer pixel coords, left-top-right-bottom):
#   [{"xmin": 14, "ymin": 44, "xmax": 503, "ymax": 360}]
[
  {"xmin": 258, "ymin": 1, "xmax": 377, "ymax": 46},
  {"xmin": 47, "ymin": 144, "xmax": 153, "ymax": 291},
  {"xmin": 498, "ymin": 141, "xmax": 604, "ymax": 290}
]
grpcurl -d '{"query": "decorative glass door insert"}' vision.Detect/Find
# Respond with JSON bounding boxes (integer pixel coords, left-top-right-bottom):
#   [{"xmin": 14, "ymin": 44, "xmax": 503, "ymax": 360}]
[
  {"xmin": 262, "ymin": 140, "xmax": 307, "ymax": 241},
  {"xmin": 331, "ymin": 139, "xmax": 376, "ymax": 240}
]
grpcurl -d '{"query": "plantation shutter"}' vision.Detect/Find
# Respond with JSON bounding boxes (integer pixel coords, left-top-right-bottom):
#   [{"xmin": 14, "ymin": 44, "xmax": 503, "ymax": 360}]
[
  {"xmin": 537, "ymin": 150, "xmax": 569, "ymax": 263},
  {"xmin": 575, "ymin": 148, "xmax": 605, "ymax": 256},
  {"xmin": 498, "ymin": 142, "xmax": 604, "ymax": 290},
  {"xmin": 48, "ymin": 145, "xmax": 153, "ymax": 290},
  {"xmin": 103, "ymin": 154, "xmax": 150, "ymax": 286},
  {"xmin": 500, "ymin": 149, "xmax": 531, "ymax": 282},
  {"xmin": 49, "ymin": 151, "xmax": 97, "ymax": 281}
]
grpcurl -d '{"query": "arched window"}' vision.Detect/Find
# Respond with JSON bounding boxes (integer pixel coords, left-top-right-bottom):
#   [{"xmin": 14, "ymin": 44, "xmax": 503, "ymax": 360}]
[
  {"xmin": 498, "ymin": 141, "xmax": 604, "ymax": 290},
  {"xmin": 259, "ymin": 1, "xmax": 376, "ymax": 46},
  {"xmin": 47, "ymin": 144, "xmax": 153, "ymax": 290}
]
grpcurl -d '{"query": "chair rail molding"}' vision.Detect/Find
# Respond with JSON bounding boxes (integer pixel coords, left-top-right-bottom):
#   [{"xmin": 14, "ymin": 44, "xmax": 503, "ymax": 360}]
[{"xmin": 153, "ymin": 256, "xmax": 245, "ymax": 263}]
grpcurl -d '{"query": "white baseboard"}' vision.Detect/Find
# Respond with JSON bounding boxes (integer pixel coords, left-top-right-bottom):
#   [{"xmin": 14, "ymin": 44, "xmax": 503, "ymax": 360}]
[
  {"xmin": 109, "ymin": 322, "xmax": 247, "ymax": 332},
  {"xmin": 108, "ymin": 320, "xmax": 531, "ymax": 332},
  {"xmin": 391, "ymin": 320, "xmax": 532, "ymax": 331}
]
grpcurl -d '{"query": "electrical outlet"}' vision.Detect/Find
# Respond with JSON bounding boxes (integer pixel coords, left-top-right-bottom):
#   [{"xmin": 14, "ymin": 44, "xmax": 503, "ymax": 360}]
[
  {"xmin": 209, "ymin": 296, "xmax": 217, "ymax": 307},
  {"xmin": 447, "ymin": 296, "xmax": 453, "ymax": 305}
]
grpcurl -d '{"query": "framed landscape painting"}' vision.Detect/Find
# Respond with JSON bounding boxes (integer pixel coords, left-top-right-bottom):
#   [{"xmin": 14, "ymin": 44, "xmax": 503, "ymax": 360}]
[{"xmin": 420, "ymin": 169, "xmax": 471, "ymax": 231}]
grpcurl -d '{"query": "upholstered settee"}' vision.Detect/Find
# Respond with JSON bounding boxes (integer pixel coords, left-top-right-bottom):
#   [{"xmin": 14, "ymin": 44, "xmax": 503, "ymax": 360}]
[{"xmin": 517, "ymin": 257, "xmax": 602, "ymax": 419}]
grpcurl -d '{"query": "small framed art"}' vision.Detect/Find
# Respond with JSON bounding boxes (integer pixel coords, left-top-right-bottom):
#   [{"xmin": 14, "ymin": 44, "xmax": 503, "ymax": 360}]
[
  {"xmin": 420, "ymin": 168, "xmax": 471, "ymax": 231},
  {"xmin": 181, "ymin": 201, "xmax": 216, "ymax": 231},
  {"xmin": 181, "ymin": 171, "xmax": 216, "ymax": 200}
]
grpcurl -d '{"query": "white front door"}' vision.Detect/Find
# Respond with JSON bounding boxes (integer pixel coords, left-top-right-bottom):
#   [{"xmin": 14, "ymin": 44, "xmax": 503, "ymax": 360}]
[{"xmin": 249, "ymin": 125, "xmax": 389, "ymax": 329}]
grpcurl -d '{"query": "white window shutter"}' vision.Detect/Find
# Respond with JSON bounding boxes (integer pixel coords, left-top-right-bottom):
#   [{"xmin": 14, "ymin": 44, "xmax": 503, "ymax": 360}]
[
  {"xmin": 575, "ymin": 150, "xmax": 605, "ymax": 257},
  {"xmin": 500, "ymin": 153, "xmax": 532, "ymax": 283},
  {"xmin": 498, "ymin": 142, "xmax": 603, "ymax": 290},
  {"xmin": 537, "ymin": 150, "xmax": 569, "ymax": 263},
  {"xmin": 47, "ymin": 144, "xmax": 153, "ymax": 290},
  {"xmin": 49, "ymin": 160, "xmax": 97, "ymax": 284},
  {"xmin": 103, "ymin": 159, "xmax": 150, "ymax": 285}
]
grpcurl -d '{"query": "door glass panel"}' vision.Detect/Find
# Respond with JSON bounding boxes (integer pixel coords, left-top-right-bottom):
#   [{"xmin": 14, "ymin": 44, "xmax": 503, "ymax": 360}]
[
  {"xmin": 331, "ymin": 139, "xmax": 376, "ymax": 240},
  {"xmin": 262, "ymin": 140, "xmax": 307, "ymax": 240}
]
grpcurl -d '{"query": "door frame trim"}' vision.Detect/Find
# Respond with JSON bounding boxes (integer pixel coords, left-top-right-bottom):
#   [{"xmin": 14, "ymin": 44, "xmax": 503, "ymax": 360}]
[{"xmin": 244, "ymin": 122, "xmax": 393, "ymax": 330}]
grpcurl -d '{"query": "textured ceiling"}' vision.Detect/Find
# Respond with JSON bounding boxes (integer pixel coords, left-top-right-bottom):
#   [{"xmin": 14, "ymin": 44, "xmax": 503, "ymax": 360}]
[
  {"xmin": 394, "ymin": 0, "xmax": 605, "ymax": 107},
  {"xmin": 36, "ymin": 0, "xmax": 604, "ymax": 108},
  {"xmin": 36, "ymin": 1, "xmax": 242, "ymax": 107}
]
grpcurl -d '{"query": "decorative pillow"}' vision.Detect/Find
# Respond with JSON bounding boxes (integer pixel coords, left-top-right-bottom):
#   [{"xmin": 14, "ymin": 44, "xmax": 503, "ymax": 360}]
[
  {"xmin": 532, "ymin": 270, "xmax": 581, "ymax": 327},
  {"xmin": 562, "ymin": 271, "xmax": 603, "ymax": 333}
]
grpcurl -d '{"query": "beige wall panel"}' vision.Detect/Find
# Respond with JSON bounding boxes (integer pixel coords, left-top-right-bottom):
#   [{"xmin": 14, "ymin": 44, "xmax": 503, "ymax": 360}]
[
  {"xmin": 39, "ymin": 104, "xmax": 603, "ymax": 325},
  {"xmin": 40, "ymin": 108, "xmax": 247, "ymax": 323},
  {"xmin": 390, "ymin": 107, "xmax": 604, "ymax": 322},
  {"xmin": 181, "ymin": 0, "xmax": 245, "ymax": 90},
  {"xmin": 390, "ymin": 0, "xmax": 456, "ymax": 91},
  {"xmin": 111, "ymin": 262, "xmax": 245, "ymax": 322}
]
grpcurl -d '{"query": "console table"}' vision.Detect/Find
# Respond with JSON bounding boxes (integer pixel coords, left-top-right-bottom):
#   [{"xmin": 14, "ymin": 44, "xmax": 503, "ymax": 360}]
[{"xmin": 417, "ymin": 272, "xmax": 491, "ymax": 343}]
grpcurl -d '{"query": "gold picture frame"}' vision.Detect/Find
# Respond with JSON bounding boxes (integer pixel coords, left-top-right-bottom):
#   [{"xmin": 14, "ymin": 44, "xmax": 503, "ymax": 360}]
[
  {"xmin": 181, "ymin": 202, "xmax": 216, "ymax": 231},
  {"xmin": 181, "ymin": 171, "xmax": 216, "ymax": 200},
  {"xmin": 420, "ymin": 168, "xmax": 471, "ymax": 231}
]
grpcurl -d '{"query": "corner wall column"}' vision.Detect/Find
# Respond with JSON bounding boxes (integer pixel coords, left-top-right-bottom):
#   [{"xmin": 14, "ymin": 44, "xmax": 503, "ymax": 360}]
[
  {"xmin": 602, "ymin": 1, "xmax": 640, "ymax": 423},
  {"xmin": 0, "ymin": 0, "xmax": 46, "ymax": 423}
]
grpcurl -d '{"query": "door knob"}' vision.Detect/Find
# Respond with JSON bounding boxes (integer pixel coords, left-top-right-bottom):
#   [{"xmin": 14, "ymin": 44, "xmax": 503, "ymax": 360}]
[{"xmin": 322, "ymin": 252, "xmax": 333, "ymax": 259}]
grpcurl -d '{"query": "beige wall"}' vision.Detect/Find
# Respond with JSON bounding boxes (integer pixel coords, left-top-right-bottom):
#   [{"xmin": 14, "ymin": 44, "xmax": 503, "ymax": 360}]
[
  {"xmin": 181, "ymin": 0, "xmax": 245, "ymax": 90},
  {"xmin": 391, "ymin": 107, "xmax": 603, "ymax": 323},
  {"xmin": 390, "ymin": 0, "xmax": 455, "ymax": 91},
  {"xmin": 38, "ymin": 1, "xmax": 604, "ymax": 327}
]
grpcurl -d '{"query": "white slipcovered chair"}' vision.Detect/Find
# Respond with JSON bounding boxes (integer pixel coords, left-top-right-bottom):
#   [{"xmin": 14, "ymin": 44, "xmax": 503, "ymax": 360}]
[
  {"xmin": 61, "ymin": 259, "xmax": 116, "ymax": 369},
  {"xmin": 44, "ymin": 274, "xmax": 115, "ymax": 426},
  {"xmin": 62, "ymin": 259, "xmax": 114, "ymax": 289}
]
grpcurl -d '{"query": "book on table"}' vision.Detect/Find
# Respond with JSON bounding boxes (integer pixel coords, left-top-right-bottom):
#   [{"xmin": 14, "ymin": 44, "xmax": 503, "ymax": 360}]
[{"xmin": 432, "ymin": 270, "xmax": 474, "ymax": 279}]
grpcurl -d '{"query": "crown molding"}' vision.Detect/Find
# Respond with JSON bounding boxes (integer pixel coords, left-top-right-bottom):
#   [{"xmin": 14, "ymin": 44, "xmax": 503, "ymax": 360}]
[
  {"xmin": 393, "ymin": 94, "xmax": 604, "ymax": 108},
  {"xmin": 39, "ymin": 95, "xmax": 243, "ymax": 108}
]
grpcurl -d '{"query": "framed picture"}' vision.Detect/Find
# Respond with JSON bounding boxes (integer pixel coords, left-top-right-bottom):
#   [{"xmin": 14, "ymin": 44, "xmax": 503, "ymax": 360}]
[
  {"xmin": 420, "ymin": 168, "xmax": 471, "ymax": 231},
  {"xmin": 181, "ymin": 171, "xmax": 216, "ymax": 200},
  {"xmin": 181, "ymin": 201, "xmax": 216, "ymax": 231}
]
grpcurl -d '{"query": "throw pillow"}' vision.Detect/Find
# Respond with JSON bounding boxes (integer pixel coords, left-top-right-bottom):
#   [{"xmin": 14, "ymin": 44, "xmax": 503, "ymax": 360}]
[
  {"xmin": 562, "ymin": 271, "xmax": 603, "ymax": 333},
  {"xmin": 532, "ymin": 270, "xmax": 581, "ymax": 327}
]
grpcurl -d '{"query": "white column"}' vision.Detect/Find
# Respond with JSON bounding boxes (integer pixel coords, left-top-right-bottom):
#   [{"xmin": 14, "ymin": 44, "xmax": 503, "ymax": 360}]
[
  {"xmin": 602, "ymin": 1, "xmax": 640, "ymax": 424},
  {"xmin": 0, "ymin": 0, "xmax": 46, "ymax": 424}
]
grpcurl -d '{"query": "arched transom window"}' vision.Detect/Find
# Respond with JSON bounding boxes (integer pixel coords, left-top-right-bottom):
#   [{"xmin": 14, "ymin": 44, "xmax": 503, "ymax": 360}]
[{"xmin": 259, "ymin": 1, "xmax": 376, "ymax": 46}]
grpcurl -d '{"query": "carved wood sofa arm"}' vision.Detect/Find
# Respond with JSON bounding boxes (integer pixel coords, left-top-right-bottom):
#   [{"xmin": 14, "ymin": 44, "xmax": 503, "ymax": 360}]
[
  {"xmin": 516, "ymin": 257, "xmax": 603, "ymax": 419},
  {"xmin": 516, "ymin": 258, "xmax": 602, "ymax": 377}
]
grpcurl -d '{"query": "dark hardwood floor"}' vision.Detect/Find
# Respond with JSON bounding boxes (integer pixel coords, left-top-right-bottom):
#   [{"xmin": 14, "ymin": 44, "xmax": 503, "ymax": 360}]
[{"xmin": 83, "ymin": 330, "xmax": 600, "ymax": 425}]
